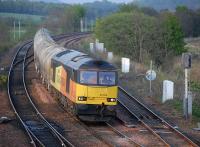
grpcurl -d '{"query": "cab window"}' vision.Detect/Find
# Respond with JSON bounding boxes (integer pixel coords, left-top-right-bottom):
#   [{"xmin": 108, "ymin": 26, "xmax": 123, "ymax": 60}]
[
  {"xmin": 99, "ymin": 72, "xmax": 116, "ymax": 85},
  {"xmin": 80, "ymin": 71, "xmax": 97, "ymax": 84}
]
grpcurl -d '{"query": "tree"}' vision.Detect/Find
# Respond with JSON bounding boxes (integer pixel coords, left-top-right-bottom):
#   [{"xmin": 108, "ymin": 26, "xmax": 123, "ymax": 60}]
[
  {"xmin": 119, "ymin": 4, "xmax": 158, "ymax": 17},
  {"xmin": 44, "ymin": 5, "xmax": 85, "ymax": 33},
  {"xmin": 0, "ymin": 19, "xmax": 9, "ymax": 42},
  {"xmin": 175, "ymin": 6, "xmax": 194, "ymax": 37},
  {"xmin": 119, "ymin": 4, "xmax": 140, "ymax": 13},
  {"xmin": 59, "ymin": 5, "xmax": 86, "ymax": 32},
  {"xmin": 160, "ymin": 12, "xmax": 185, "ymax": 55},
  {"xmin": 175, "ymin": 6, "xmax": 200, "ymax": 37},
  {"xmin": 95, "ymin": 10, "xmax": 185, "ymax": 65},
  {"xmin": 95, "ymin": 12, "xmax": 156, "ymax": 62},
  {"xmin": 0, "ymin": 18, "xmax": 10, "ymax": 53}
]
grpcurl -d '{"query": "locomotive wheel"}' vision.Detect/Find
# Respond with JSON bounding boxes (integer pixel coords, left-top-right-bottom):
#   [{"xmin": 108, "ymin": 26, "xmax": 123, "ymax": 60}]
[{"xmin": 71, "ymin": 104, "xmax": 78, "ymax": 116}]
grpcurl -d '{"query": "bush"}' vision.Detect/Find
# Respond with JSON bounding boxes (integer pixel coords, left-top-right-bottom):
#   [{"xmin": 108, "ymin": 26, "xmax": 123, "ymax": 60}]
[
  {"xmin": 190, "ymin": 81, "xmax": 200, "ymax": 92},
  {"xmin": 0, "ymin": 75, "xmax": 7, "ymax": 89}
]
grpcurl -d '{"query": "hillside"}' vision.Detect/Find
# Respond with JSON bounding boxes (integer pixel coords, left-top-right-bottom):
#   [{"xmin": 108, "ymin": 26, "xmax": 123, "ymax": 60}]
[
  {"xmin": 30, "ymin": 0, "xmax": 200, "ymax": 11},
  {"xmin": 134, "ymin": 0, "xmax": 200, "ymax": 10}
]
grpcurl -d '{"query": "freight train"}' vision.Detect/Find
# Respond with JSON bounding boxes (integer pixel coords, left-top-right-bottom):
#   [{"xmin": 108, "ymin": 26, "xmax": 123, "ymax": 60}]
[{"xmin": 34, "ymin": 29, "xmax": 118, "ymax": 121}]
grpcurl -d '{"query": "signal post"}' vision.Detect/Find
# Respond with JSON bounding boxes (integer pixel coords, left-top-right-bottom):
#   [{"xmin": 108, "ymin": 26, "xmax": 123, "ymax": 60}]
[{"xmin": 182, "ymin": 53, "xmax": 192, "ymax": 120}]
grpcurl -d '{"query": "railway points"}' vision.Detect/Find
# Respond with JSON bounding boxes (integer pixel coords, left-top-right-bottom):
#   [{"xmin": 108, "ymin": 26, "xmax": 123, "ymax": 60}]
[{"xmin": 5, "ymin": 29, "xmax": 199, "ymax": 147}]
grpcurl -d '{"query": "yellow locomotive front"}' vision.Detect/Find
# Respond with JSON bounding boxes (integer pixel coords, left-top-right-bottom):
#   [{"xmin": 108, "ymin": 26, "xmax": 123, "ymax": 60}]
[
  {"xmin": 76, "ymin": 70, "xmax": 118, "ymax": 105},
  {"xmin": 73, "ymin": 60, "xmax": 118, "ymax": 121}
]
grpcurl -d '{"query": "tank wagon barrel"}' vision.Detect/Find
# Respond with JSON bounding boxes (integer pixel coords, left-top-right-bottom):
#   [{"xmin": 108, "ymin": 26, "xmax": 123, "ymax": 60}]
[{"xmin": 34, "ymin": 29, "xmax": 118, "ymax": 122}]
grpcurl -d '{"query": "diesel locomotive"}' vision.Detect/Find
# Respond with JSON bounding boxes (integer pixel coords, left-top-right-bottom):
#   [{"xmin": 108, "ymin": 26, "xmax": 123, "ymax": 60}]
[{"xmin": 34, "ymin": 29, "xmax": 118, "ymax": 121}]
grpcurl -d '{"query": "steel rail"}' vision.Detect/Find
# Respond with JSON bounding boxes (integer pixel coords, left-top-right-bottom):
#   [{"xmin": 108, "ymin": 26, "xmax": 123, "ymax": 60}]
[
  {"xmin": 117, "ymin": 98, "xmax": 170, "ymax": 147},
  {"xmin": 63, "ymin": 35, "xmax": 90, "ymax": 47},
  {"xmin": 26, "ymin": 33, "xmax": 90, "ymax": 146},
  {"xmin": 23, "ymin": 33, "xmax": 89, "ymax": 146},
  {"xmin": 118, "ymin": 86, "xmax": 199, "ymax": 147},
  {"xmin": 7, "ymin": 33, "xmax": 86, "ymax": 147},
  {"xmin": 13, "ymin": 54, "xmax": 33, "ymax": 67},
  {"xmin": 23, "ymin": 43, "xmax": 75, "ymax": 147},
  {"xmin": 7, "ymin": 41, "xmax": 44, "ymax": 147},
  {"xmin": 67, "ymin": 112, "xmax": 138, "ymax": 147},
  {"xmin": 105, "ymin": 122, "xmax": 143, "ymax": 147}
]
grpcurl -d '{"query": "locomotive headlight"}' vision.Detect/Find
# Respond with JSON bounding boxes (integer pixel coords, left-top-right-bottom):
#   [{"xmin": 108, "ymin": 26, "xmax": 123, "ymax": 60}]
[
  {"xmin": 107, "ymin": 98, "xmax": 116, "ymax": 102},
  {"xmin": 78, "ymin": 96, "xmax": 87, "ymax": 101}
]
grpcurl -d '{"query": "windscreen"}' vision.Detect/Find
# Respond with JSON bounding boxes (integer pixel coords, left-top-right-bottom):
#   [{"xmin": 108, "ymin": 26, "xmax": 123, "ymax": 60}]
[
  {"xmin": 80, "ymin": 71, "xmax": 97, "ymax": 84},
  {"xmin": 99, "ymin": 72, "xmax": 116, "ymax": 85}
]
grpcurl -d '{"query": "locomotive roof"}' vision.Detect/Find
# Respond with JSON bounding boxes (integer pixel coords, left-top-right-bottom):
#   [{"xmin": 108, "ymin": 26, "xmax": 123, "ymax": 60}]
[{"xmin": 52, "ymin": 49, "xmax": 116, "ymax": 70}]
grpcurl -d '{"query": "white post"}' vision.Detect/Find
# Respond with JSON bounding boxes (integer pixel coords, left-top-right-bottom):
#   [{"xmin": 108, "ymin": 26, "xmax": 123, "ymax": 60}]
[
  {"xmin": 107, "ymin": 52, "xmax": 113, "ymax": 61},
  {"xmin": 121, "ymin": 58, "xmax": 130, "ymax": 73},
  {"xmin": 184, "ymin": 68, "xmax": 188, "ymax": 119},
  {"xmin": 89, "ymin": 43, "xmax": 94, "ymax": 53}
]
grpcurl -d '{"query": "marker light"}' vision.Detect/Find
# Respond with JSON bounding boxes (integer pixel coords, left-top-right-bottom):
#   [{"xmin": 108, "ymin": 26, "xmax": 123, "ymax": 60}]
[
  {"xmin": 78, "ymin": 96, "xmax": 87, "ymax": 101},
  {"xmin": 107, "ymin": 98, "xmax": 116, "ymax": 102}
]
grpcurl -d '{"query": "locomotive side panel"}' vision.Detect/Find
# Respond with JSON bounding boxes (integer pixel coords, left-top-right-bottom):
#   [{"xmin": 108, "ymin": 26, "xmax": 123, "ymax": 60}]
[
  {"xmin": 51, "ymin": 65, "xmax": 76, "ymax": 103},
  {"xmin": 60, "ymin": 67, "xmax": 67, "ymax": 95}
]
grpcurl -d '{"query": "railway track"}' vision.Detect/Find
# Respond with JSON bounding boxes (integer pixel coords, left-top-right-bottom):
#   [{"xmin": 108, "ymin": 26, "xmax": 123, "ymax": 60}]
[
  {"xmin": 59, "ymin": 34, "xmax": 199, "ymax": 147},
  {"xmin": 7, "ymin": 32, "xmax": 199, "ymax": 147},
  {"xmin": 56, "ymin": 35, "xmax": 142, "ymax": 147},
  {"xmin": 118, "ymin": 86, "xmax": 199, "ymax": 147},
  {"xmin": 57, "ymin": 102, "xmax": 142, "ymax": 147},
  {"xmin": 85, "ymin": 122, "xmax": 140, "ymax": 147},
  {"xmin": 7, "ymin": 33, "xmax": 87, "ymax": 147}
]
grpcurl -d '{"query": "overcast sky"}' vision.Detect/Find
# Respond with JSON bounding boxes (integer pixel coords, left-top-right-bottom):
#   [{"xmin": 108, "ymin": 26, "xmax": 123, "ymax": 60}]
[{"xmin": 57, "ymin": 0, "xmax": 134, "ymax": 4}]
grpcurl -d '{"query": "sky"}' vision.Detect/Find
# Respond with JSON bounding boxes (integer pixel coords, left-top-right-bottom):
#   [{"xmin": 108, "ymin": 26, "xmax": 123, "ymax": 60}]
[{"xmin": 54, "ymin": 0, "xmax": 134, "ymax": 4}]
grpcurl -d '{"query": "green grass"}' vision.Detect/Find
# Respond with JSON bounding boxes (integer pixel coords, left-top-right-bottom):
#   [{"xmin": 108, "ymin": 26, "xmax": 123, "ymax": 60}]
[
  {"xmin": 190, "ymin": 81, "xmax": 200, "ymax": 92},
  {"xmin": 9, "ymin": 28, "xmax": 27, "ymax": 41},
  {"xmin": 0, "ymin": 12, "xmax": 43, "ymax": 53},
  {"xmin": 193, "ymin": 103, "xmax": 200, "ymax": 118},
  {"xmin": 0, "ymin": 12, "xmax": 45, "ymax": 24},
  {"xmin": 167, "ymin": 99, "xmax": 200, "ymax": 120},
  {"xmin": 171, "ymin": 99, "xmax": 182, "ymax": 111},
  {"xmin": 0, "ymin": 75, "xmax": 7, "ymax": 89}
]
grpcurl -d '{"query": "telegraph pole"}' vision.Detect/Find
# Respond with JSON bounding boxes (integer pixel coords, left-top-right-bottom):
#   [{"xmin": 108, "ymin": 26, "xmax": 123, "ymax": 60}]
[
  {"xmin": 18, "ymin": 20, "xmax": 21, "ymax": 39},
  {"xmin": 80, "ymin": 18, "xmax": 83, "ymax": 32},
  {"xmin": 14, "ymin": 21, "xmax": 16, "ymax": 41},
  {"xmin": 85, "ymin": 18, "xmax": 87, "ymax": 32},
  {"xmin": 90, "ymin": 20, "xmax": 93, "ymax": 31}
]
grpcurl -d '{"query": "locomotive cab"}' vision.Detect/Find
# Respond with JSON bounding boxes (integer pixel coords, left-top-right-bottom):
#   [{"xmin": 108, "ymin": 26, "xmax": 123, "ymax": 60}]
[
  {"xmin": 76, "ymin": 70, "xmax": 118, "ymax": 105},
  {"xmin": 75, "ymin": 60, "xmax": 118, "ymax": 106}
]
